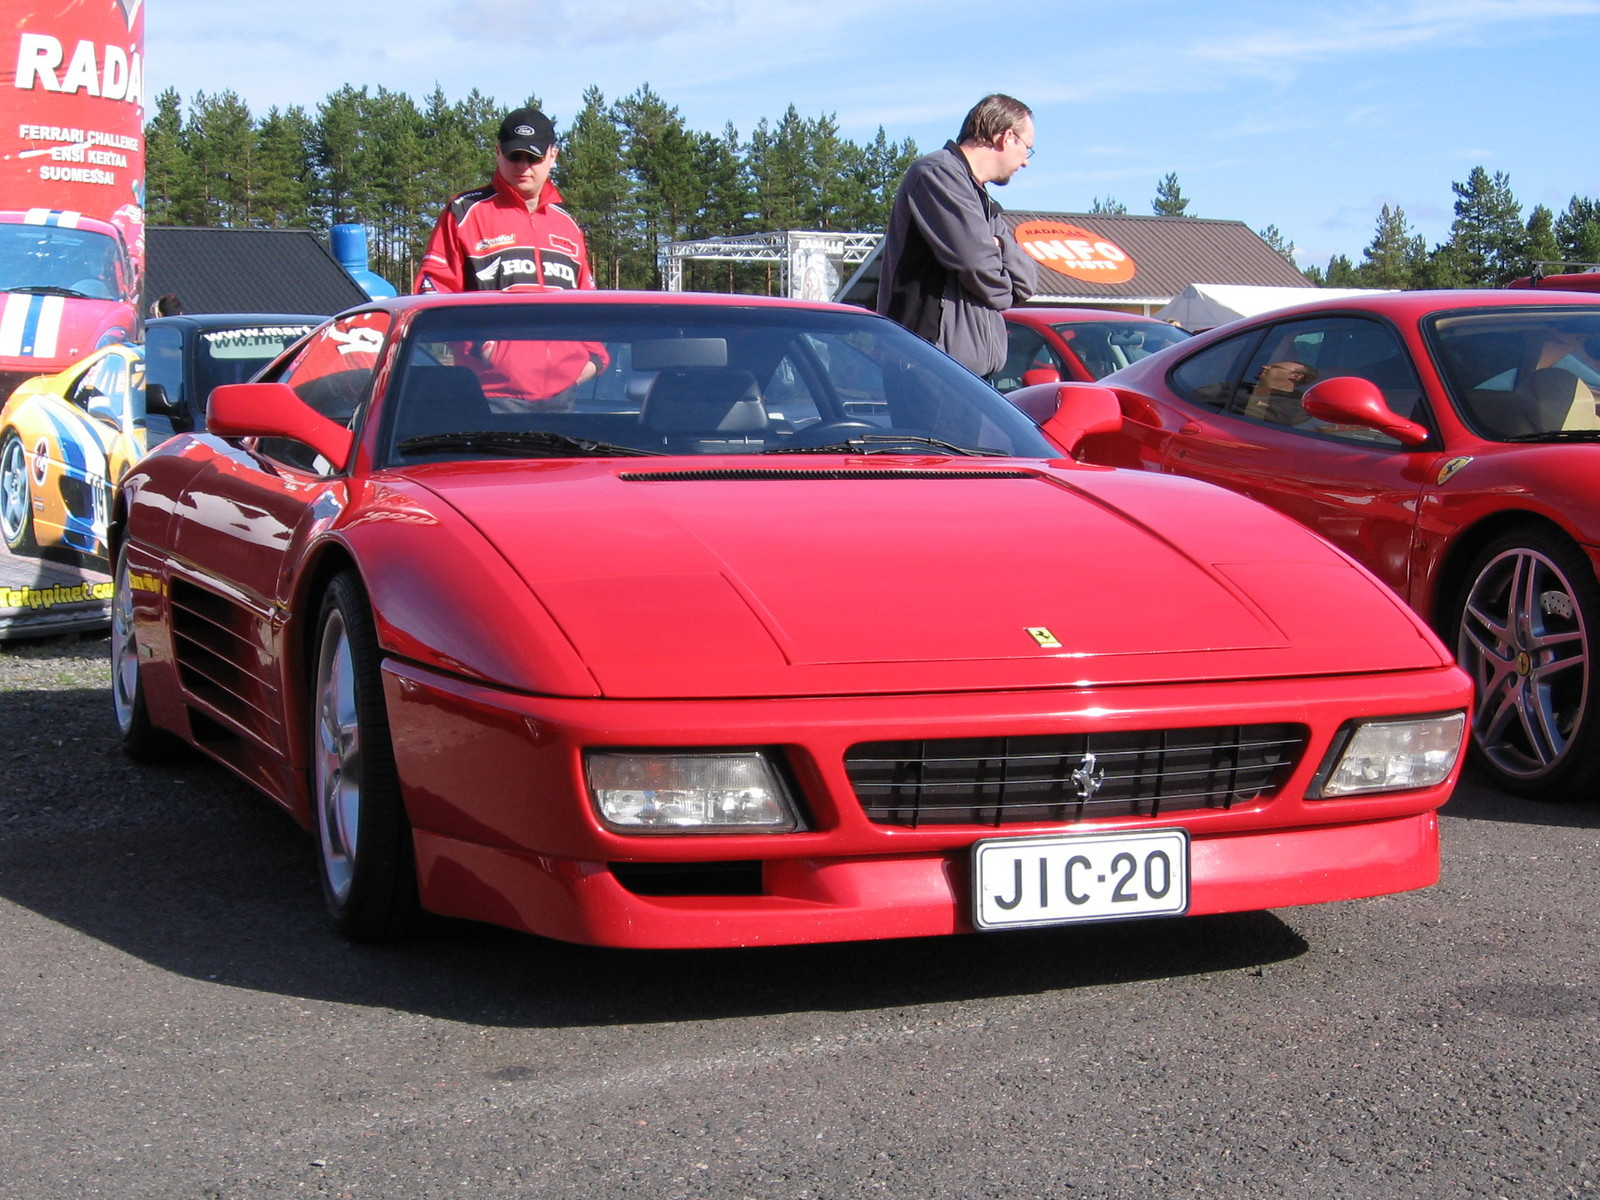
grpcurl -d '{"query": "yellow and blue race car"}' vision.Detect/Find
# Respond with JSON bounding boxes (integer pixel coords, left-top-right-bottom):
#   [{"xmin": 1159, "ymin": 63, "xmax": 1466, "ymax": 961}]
[{"xmin": 0, "ymin": 342, "xmax": 148, "ymax": 560}]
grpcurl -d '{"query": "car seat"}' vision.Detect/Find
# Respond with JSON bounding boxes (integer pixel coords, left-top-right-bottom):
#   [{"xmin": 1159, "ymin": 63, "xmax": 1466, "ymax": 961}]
[
  {"xmin": 640, "ymin": 369, "xmax": 769, "ymax": 451},
  {"xmin": 392, "ymin": 365, "xmax": 494, "ymax": 444},
  {"xmin": 1529, "ymin": 366, "xmax": 1600, "ymax": 432}
]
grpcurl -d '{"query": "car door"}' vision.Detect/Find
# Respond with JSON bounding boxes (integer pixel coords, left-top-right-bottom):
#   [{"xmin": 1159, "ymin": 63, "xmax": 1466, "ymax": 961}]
[
  {"xmin": 165, "ymin": 315, "xmax": 387, "ymax": 748},
  {"xmin": 1158, "ymin": 315, "xmax": 1444, "ymax": 599}
]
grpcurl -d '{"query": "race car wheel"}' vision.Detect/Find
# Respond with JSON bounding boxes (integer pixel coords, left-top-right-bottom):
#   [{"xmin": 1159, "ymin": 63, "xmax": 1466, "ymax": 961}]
[
  {"xmin": 311, "ymin": 570, "xmax": 418, "ymax": 941},
  {"xmin": 0, "ymin": 432, "xmax": 37, "ymax": 554},
  {"xmin": 111, "ymin": 543, "xmax": 183, "ymax": 762},
  {"xmin": 1450, "ymin": 527, "xmax": 1600, "ymax": 802}
]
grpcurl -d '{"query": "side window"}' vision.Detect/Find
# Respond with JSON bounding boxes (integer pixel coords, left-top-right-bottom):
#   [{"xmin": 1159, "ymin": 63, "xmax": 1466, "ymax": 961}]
[
  {"xmin": 75, "ymin": 355, "xmax": 128, "ymax": 419},
  {"xmin": 260, "ymin": 311, "xmax": 390, "ymax": 471},
  {"xmin": 1237, "ymin": 317, "xmax": 1422, "ymax": 445},
  {"xmin": 1167, "ymin": 332, "xmax": 1259, "ymax": 412},
  {"xmin": 145, "ymin": 327, "xmax": 185, "ymax": 412},
  {"xmin": 992, "ymin": 325, "xmax": 1062, "ymax": 393},
  {"xmin": 278, "ymin": 311, "xmax": 391, "ymax": 427}
]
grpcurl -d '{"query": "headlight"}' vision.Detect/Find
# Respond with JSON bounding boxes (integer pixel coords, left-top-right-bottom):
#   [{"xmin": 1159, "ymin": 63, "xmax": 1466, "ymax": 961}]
[
  {"xmin": 585, "ymin": 751, "xmax": 800, "ymax": 833},
  {"xmin": 1311, "ymin": 712, "xmax": 1466, "ymax": 798}
]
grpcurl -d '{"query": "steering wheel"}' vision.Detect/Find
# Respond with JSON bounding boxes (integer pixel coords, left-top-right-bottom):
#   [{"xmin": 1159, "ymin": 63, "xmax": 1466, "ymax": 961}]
[{"xmin": 782, "ymin": 419, "xmax": 879, "ymax": 448}]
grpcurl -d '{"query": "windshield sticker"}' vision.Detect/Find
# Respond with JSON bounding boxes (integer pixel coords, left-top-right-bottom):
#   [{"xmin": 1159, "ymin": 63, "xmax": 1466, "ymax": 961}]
[{"xmin": 1013, "ymin": 220, "xmax": 1137, "ymax": 285}]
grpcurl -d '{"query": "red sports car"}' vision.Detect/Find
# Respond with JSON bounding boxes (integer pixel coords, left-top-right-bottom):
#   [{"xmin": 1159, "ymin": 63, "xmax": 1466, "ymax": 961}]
[
  {"xmin": 1029, "ymin": 289, "xmax": 1600, "ymax": 802},
  {"xmin": 991, "ymin": 306, "xmax": 1190, "ymax": 392},
  {"xmin": 111, "ymin": 292, "xmax": 1469, "ymax": 948}
]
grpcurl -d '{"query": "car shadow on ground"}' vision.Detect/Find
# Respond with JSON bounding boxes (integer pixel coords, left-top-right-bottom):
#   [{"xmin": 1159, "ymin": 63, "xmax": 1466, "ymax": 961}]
[
  {"xmin": 1439, "ymin": 765, "xmax": 1600, "ymax": 829},
  {"xmin": 0, "ymin": 684, "xmax": 1312, "ymax": 1029}
]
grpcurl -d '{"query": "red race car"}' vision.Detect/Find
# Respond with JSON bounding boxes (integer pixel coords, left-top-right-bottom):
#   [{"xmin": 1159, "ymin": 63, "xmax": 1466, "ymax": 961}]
[
  {"xmin": 112, "ymin": 292, "xmax": 1468, "ymax": 948},
  {"xmin": 992, "ymin": 306, "xmax": 1190, "ymax": 392},
  {"xmin": 1021, "ymin": 289, "xmax": 1600, "ymax": 802},
  {"xmin": 0, "ymin": 210, "xmax": 137, "ymax": 400}
]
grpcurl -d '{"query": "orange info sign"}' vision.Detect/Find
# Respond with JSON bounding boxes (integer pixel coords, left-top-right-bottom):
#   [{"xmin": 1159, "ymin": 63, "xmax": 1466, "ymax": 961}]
[
  {"xmin": 0, "ymin": 0, "xmax": 146, "ymax": 638},
  {"xmin": 1013, "ymin": 219, "xmax": 1138, "ymax": 285}
]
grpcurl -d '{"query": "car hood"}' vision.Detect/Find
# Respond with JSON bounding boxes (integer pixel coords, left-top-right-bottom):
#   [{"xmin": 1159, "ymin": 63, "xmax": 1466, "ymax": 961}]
[
  {"xmin": 0, "ymin": 292, "xmax": 131, "ymax": 371},
  {"xmin": 406, "ymin": 459, "xmax": 1447, "ymax": 699}
]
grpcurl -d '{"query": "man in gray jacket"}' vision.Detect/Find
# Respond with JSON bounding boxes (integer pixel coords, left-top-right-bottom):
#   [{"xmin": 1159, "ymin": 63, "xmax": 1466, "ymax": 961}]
[{"xmin": 877, "ymin": 94, "xmax": 1038, "ymax": 376}]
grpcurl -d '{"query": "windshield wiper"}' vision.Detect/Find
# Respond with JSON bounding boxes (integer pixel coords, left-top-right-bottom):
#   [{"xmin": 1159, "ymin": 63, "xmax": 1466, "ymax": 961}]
[
  {"xmin": 765, "ymin": 433, "xmax": 1008, "ymax": 457},
  {"xmin": 397, "ymin": 430, "xmax": 664, "ymax": 458},
  {"xmin": 3, "ymin": 285, "xmax": 92, "ymax": 299},
  {"xmin": 1503, "ymin": 429, "xmax": 1600, "ymax": 444}
]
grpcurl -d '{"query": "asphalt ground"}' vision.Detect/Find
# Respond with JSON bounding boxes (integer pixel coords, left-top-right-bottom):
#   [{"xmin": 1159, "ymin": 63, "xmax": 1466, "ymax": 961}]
[{"xmin": 1, "ymin": 633, "xmax": 1597, "ymax": 1200}]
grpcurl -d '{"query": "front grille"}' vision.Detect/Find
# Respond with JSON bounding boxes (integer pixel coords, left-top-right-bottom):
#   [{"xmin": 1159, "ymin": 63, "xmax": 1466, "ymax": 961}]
[{"xmin": 846, "ymin": 724, "xmax": 1307, "ymax": 827}]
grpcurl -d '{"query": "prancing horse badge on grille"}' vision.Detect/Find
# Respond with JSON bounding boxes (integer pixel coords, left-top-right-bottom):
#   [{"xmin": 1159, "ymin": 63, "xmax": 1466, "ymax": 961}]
[{"xmin": 1071, "ymin": 753, "xmax": 1106, "ymax": 801}]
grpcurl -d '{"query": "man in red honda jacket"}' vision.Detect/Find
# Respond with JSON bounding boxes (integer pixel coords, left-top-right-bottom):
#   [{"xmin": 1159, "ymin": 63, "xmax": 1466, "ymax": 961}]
[{"xmin": 414, "ymin": 107, "xmax": 606, "ymax": 406}]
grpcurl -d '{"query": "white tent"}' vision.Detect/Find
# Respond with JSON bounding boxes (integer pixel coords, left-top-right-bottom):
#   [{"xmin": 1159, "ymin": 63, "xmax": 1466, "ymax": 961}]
[{"xmin": 1156, "ymin": 283, "xmax": 1394, "ymax": 331}]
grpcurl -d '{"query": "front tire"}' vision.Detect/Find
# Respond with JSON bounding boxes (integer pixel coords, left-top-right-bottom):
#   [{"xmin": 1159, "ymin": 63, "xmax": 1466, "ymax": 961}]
[
  {"xmin": 1450, "ymin": 527, "xmax": 1600, "ymax": 801},
  {"xmin": 311, "ymin": 571, "xmax": 418, "ymax": 941},
  {"xmin": 0, "ymin": 432, "xmax": 37, "ymax": 554},
  {"xmin": 111, "ymin": 543, "xmax": 183, "ymax": 762}
]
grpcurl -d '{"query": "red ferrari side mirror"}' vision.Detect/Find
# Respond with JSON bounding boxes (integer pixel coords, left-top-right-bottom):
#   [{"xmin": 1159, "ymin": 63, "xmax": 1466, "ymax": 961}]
[
  {"xmin": 1021, "ymin": 367, "xmax": 1062, "ymax": 388},
  {"xmin": 208, "ymin": 382, "xmax": 355, "ymax": 471},
  {"xmin": 1302, "ymin": 377, "xmax": 1429, "ymax": 447},
  {"xmin": 1032, "ymin": 383, "xmax": 1123, "ymax": 456}
]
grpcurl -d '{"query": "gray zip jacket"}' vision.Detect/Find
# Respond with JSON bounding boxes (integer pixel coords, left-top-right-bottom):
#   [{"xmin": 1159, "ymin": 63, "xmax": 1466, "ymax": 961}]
[{"xmin": 876, "ymin": 142, "xmax": 1037, "ymax": 376}]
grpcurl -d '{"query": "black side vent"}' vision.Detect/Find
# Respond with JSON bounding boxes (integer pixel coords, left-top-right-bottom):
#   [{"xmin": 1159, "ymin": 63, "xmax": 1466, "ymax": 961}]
[
  {"xmin": 168, "ymin": 579, "xmax": 285, "ymax": 751},
  {"xmin": 618, "ymin": 468, "xmax": 1036, "ymax": 482}
]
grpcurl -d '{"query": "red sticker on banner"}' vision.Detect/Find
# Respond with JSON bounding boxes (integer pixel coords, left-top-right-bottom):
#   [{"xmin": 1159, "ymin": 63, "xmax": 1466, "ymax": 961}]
[{"xmin": 1013, "ymin": 220, "xmax": 1137, "ymax": 284}]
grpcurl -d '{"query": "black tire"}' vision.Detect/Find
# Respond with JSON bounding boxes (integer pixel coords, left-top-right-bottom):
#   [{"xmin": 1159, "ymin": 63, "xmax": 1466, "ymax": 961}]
[
  {"xmin": 1447, "ymin": 526, "xmax": 1600, "ymax": 801},
  {"xmin": 110, "ymin": 543, "xmax": 185, "ymax": 762},
  {"xmin": 0, "ymin": 431, "xmax": 37, "ymax": 554},
  {"xmin": 310, "ymin": 571, "xmax": 418, "ymax": 940}
]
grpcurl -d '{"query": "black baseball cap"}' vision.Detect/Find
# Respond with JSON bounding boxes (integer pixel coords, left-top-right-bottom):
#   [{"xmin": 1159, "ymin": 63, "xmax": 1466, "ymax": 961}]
[{"xmin": 498, "ymin": 107, "xmax": 556, "ymax": 157}]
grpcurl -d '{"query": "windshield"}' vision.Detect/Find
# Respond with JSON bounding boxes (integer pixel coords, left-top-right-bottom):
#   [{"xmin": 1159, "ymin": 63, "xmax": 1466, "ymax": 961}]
[
  {"xmin": 1052, "ymin": 320, "xmax": 1189, "ymax": 378},
  {"xmin": 0, "ymin": 222, "xmax": 126, "ymax": 299},
  {"xmin": 1426, "ymin": 307, "xmax": 1600, "ymax": 440},
  {"xmin": 382, "ymin": 304, "xmax": 1059, "ymax": 464}
]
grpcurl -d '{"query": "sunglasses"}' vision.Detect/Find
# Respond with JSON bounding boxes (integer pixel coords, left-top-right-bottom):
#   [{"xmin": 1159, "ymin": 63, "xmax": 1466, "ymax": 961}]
[{"xmin": 503, "ymin": 148, "xmax": 549, "ymax": 165}]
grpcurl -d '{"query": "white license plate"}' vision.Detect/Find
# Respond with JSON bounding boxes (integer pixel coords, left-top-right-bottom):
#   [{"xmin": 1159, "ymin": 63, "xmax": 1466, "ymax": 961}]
[{"xmin": 972, "ymin": 829, "xmax": 1190, "ymax": 930}]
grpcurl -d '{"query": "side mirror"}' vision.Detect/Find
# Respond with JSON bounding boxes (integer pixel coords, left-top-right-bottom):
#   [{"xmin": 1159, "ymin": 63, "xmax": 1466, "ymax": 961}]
[
  {"xmin": 1030, "ymin": 383, "xmax": 1123, "ymax": 456},
  {"xmin": 144, "ymin": 381, "xmax": 179, "ymax": 416},
  {"xmin": 1302, "ymin": 376, "xmax": 1429, "ymax": 446},
  {"xmin": 1021, "ymin": 366, "xmax": 1062, "ymax": 389},
  {"xmin": 208, "ymin": 382, "xmax": 354, "ymax": 471}
]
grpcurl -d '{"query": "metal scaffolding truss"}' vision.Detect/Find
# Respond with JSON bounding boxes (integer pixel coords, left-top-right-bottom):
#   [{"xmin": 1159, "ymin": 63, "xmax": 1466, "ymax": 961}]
[{"xmin": 661, "ymin": 230, "xmax": 883, "ymax": 298}]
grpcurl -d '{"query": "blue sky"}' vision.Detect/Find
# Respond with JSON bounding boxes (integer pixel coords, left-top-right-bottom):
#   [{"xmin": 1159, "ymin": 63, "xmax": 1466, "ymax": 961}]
[{"xmin": 147, "ymin": 0, "xmax": 1600, "ymax": 271}]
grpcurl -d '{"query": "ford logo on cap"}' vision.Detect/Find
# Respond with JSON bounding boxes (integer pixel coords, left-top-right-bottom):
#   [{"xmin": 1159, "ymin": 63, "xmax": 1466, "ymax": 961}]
[{"xmin": 515, "ymin": 125, "xmax": 535, "ymax": 136}]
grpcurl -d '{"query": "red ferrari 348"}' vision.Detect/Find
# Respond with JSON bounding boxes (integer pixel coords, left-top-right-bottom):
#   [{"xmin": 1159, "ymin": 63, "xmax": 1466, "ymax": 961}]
[
  {"xmin": 1025, "ymin": 289, "xmax": 1600, "ymax": 803},
  {"xmin": 112, "ymin": 292, "xmax": 1469, "ymax": 948}
]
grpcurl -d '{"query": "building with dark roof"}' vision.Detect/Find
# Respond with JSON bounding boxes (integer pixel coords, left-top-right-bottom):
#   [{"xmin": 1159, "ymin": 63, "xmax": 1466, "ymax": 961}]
[
  {"xmin": 144, "ymin": 227, "xmax": 372, "ymax": 316},
  {"xmin": 838, "ymin": 212, "xmax": 1311, "ymax": 315}
]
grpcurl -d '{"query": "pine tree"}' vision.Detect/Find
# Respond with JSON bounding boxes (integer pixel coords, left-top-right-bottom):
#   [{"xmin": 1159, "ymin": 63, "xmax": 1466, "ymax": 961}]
[
  {"xmin": 1322, "ymin": 254, "xmax": 1361, "ymax": 287},
  {"xmin": 1522, "ymin": 204, "xmax": 1562, "ymax": 277},
  {"xmin": 558, "ymin": 87, "xmax": 642, "ymax": 289},
  {"xmin": 1357, "ymin": 205, "xmax": 1425, "ymax": 289},
  {"xmin": 1443, "ymin": 167, "xmax": 1524, "ymax": 286},
  {"xmin": 1258, "ymin": 224, "xmax": 1296, "ymax": 265},
  {"xmin": 254, "ymin": 105, "xmax": 316, "ymax": 230},
  {"xmin": 1555, "ymin": 197, "xmax": 1600, "ymax": 265},
  {"xmin": 143, "ymin": 88, "xmax": 199, "ymax": 225},
  {"xmin": 1152, "ymin": 173, "xmax": 1191, "ymax": 217},
  {"xmin": 1090, "ymin": 196, "xmax": 1127, "ymax": 215}
]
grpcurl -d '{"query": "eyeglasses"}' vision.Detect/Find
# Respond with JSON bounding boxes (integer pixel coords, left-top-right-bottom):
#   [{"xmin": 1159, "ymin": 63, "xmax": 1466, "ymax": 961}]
[
  {"xmin": 1007, "ymin": 129, "xmax": 1035, "ymax": 159},
  {"xmin": 503, "ymin": 149, "xmax": 549, "ymax": 165}
]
